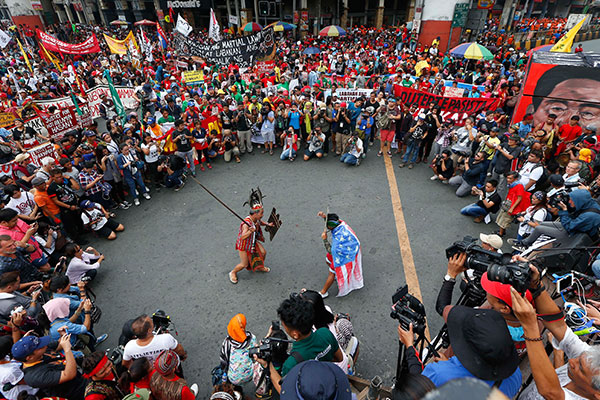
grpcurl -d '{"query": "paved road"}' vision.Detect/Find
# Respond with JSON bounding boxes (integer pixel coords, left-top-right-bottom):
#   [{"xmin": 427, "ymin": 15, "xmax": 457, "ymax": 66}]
[
  {"xmin": 580, "ymin": 38, "xmax": 600, "ymax": 53},
  {"xmin": 91, "ymin": 145, "xmax": 501, "ymax": 396}
]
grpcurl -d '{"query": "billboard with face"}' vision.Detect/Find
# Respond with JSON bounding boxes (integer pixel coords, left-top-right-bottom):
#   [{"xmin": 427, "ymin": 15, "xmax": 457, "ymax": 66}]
[{"xmin": 512, "ymin": 53, "xmax": 600, "ymax": 129}]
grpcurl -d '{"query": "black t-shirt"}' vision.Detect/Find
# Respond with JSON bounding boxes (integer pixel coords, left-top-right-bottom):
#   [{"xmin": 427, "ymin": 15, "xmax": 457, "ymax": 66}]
[
  {"xmin": 436, "ymin": 158, "xmax": 454, "ymax": 179},
  {"xmin": 494, "ymin": 143, "xmax": 521, "ymax": 174},
  {"xmin": 173, "ymin": 129, "xmax": 192, "ymax": 152},
  {"xmin": 23, "ymin": 359, "xmax": 88, "ymax": 399},
  {"xmin": 221, "ymin": 110, "xmax": 234, "ymax": 130},
  {"xmin": 168, "ymin": 154, "xmax": 186, "ymax": 171},
  {"xmin": 47, "ymin": 180, "xmax": 78, "ymax": 207},
  {"xmin": 477, "ymin": 118, "xmax": 497, "ymax": 135},
  {"xmin": 476, "ymin": 191, "xmax": 502, "ymax": 214},
  {"xmin": 13, "ymin": 126, "xmax": 36, "ymax": 141}
]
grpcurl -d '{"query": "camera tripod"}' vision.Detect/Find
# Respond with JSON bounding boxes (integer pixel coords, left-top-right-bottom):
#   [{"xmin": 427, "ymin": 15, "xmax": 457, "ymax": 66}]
[{"xmin": 421, "ymin": 277, "xmax": 487, "ymax": 365}]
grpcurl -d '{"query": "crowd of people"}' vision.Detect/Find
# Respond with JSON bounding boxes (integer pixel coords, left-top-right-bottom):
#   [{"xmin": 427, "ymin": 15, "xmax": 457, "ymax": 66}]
[{"xmin": 0, "ymin": 10, "xmax": 596, "ymax": 400}]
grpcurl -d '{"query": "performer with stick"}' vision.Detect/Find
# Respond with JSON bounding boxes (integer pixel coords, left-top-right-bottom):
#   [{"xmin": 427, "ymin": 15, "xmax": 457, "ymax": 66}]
[
  {"xmin": 317, "ymin": 211, "xmax": 363, "ymax": 298},
  {"xmin": 229, "ymin": 188, "xmax": 275, "ymax": 284}
]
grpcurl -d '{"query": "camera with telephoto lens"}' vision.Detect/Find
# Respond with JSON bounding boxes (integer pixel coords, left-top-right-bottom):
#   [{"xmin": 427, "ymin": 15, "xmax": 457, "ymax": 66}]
[
  {"xmin": 445, "ymin": 236, "xmax": 532, "ymax": 293},
  {"xmin": 152, "ymin": 310, "xmax": 175, "ymax": 335},
  {"xmin": 390, "ymin": 285, "xmax": 427, "ymax": 336},
  {"xmin": 548, "ymin": 190, "xmax": 570, "ymax": 209},
  {"xmin": 590, "ymin": 180, "xmax": 600, "ymax": 198}
]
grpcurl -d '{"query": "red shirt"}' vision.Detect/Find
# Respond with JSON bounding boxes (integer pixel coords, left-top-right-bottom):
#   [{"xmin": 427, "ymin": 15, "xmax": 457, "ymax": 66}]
[
  {"xmin": 558, "ymin": 124, "xmax": 582, "ymax": 142},
  {"xmin": 506, "ymin": 183, "xmax": 530, "ymax": 215}
]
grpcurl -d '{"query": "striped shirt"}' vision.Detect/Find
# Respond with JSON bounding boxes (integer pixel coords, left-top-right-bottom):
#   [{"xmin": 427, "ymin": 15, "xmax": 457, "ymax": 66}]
[{"xmin": 235, "ymin": 217, "xmax": 264, "ymax": 251}]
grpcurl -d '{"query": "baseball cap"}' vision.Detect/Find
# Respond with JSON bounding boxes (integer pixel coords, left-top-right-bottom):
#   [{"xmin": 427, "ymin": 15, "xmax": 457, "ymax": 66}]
[
  {"xmin": 280, "ymin": 360, "xmax": 352, "ymax": 400},
  {"xmin": 31, "ymin": 177, "xmax": 46, "ymax": 186},
  {"xmin": 585, "ymin": 125, "xmax": 597, "ymax": 133},
  {"xmin": 12, "ymin": 335, "xmax": 52, "ymax": 361},
  {"xmin": 549, "ymin": 174, "xmax": 564, "ymax": 187},
  {"xmin": 418, "ymin": 113, "xmax": 426, "ymax": 120},
  {"xmin": 481, "ymin": 272, "xmax": 533, "ymax": 308},
  {"xmin": 80, "ymin": 200, "xmax": 93, "ymax": 209},
  {"xmin": 148, "ymin": 117, "xmax": 156, "ymax": 124},
  {"xmin": 122, "ymin": 389, "xmax": 151, "ymax": 400},
  {"xmin": 479, "ymin": 233, "xmax": 502, "ymax": 250}
]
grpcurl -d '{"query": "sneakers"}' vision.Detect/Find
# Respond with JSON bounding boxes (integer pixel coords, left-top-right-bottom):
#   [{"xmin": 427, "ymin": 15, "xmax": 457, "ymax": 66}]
[
  {"xmin": 398, "ymin": 163, "xmax": 406, "ymax": 168},
  {"xmin": 96, "ymin": 333, "xmax": 109, "ymax": 345},
  {"xmin": 430, "ymin": 175, "xmax": 439, "ymax": 181},
  {"xmin": 320, "ymin": 291, "xmax": 329, "ymax": 299},
  {"xmin": 408, "ymin": 163, "xmax": 414, "ymax": 169},
  {"xmin": 134, "ymin": 198, "xmax": 140, "ymax": 206},
  {"xmin": 123, "ymin": 201, "xmax": 132, "ymax": 207},
  {"xmin": 190, "ymin": 383, "xmax": 199, "ymax": 397},
  {"xmin": 119, "ymin": 203, "xmax": 130, "ymax": 210},
  {"xmin": 143, "ymin": 193, "xmax": 151, "ymax": 200},
  {"xmin": 507, "ymin": 238, "xmax": 521, "ymax": 246},
  {"xmin": 174, "ymin": 181, "xmax": 186, "ymax": 192},
  {"xmin": 377, "ymin": 151, "xmax": 383, "ymax": 157}
]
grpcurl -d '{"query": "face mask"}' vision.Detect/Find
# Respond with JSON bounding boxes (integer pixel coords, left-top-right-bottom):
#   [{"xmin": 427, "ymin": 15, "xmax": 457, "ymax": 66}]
[{"xmin": 507, "ymin": 324, "xmax": 524, "ymax": 342}]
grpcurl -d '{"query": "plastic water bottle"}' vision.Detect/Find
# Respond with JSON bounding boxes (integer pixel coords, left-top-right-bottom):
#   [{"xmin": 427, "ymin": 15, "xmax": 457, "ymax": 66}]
[{"xmin": 222, "ymin": 372, "xmax": 227, "ymax": 384}]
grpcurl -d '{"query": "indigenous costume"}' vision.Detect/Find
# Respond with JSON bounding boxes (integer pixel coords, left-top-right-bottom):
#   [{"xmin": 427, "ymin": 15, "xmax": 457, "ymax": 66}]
[
  {"xmin": 235, "ymin": 188, "xmax": 266, "ymax": 271},
  {"xmin": 324, "ymin": 214, "xmax": 363, "ymax": 297}
]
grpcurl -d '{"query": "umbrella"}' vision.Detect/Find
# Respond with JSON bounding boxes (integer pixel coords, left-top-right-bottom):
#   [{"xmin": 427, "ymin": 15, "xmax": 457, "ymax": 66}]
[
  {"xmin": 267, "ymin": 21, "xmax": 296, "ymax": 31},
  {"xmin": 319, "ymin": 25, "xmax": 346, "ymax": 37},
  {"xmin": 303, "ymin": 46, "xmax": 321, "ymax": 55},
  {"xmin": 134, "ymin": 19, "xmax": 156, "ymax": 26},
  {"xmin": 449, "ymin": 42, "xmax": 494, "ymax": 60},
  {"xmin": 240, "ymin": 22, "xmax": 262, "ymax": 32},
  {"xmin": 526, "ymin": 44, "xmax": 553, "ymax": 57},
  {"xmin": 110, "ymin": 20, "xmax": 130, "ymax": 26}
]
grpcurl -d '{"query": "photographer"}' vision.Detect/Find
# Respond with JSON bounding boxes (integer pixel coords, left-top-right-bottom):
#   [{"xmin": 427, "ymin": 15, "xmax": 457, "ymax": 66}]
[
  {"xmin": 172, "ymin": 119, "xmax": 195, "ymax": 177},
  {"xmin": 491, "ymin": 134, "xmax": 521, "ymax": 195},
  {"xmin": 252, "ymin": 327, "xmax": 289, "ymax": 398},
  {"xmin": 430, "ymin": 149, "xmax": 454, "ymax": 183},
  {"xmin": 340, "ymin": 133, "xmax": 363, "ymax": 166},
  {"xmin": 460, "ymin": 179, "xmax": 501, "ymax": 223},
  {"xmin": 448, "ymin": 152, "xmax": 488, "ymax": 197},
  {"xmin": 519, "ymin": 189, "xmax": 600, "ymax": 249},
  {"xmin": 399, "ymin": 113, "xmax": 429, "ymax": 169},
  {"xmin": 253, "ymin": 295, "xmax": 343, "ymax": 394},
  {"xmin": 304, "ymin": 126, "xmax": 325, "ymax": 161},
  {"xmin": 312, "ymin": 105, "xmax": 332, "ymax": 154},
  {"xmin": 334, "ymin": 104, "xmax": 351, "ymax": 156},
  {"xmin": 157, "ymin": 155, "xmax": 185, "ymax": 192},
  {"xmin": 511, "ymin": 265, "xmax": 600, "ymax": 400},
  {"xmin": 0, "ymin": 271, "xmax": 42, "ymax": 320}
]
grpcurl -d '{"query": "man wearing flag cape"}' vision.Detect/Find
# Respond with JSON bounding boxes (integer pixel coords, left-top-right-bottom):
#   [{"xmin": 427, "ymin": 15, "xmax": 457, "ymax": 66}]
[
  {"xmin": 229, "ymin": 188, "xmax": 275, "ymax": 284},
  {"xmin": 317, "ymin": 211, "xmax": 363, "ymax": 298}
]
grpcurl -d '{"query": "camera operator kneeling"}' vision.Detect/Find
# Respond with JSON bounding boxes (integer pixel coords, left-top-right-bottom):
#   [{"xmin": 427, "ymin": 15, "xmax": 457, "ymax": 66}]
[
  {"xmin": 512, "ymin": 266, "xmax": 600, "ymax": 400},
  {"xmin": 157, "ymin": 155, "xmax": 185, "ymax": 192},
  {"xmin": 520, "ymin": 189, "xmax": 600, "ymax": 249},
  {"xmin": 253, "ymin": 296, "xmax": 344, "ymax": 394}
]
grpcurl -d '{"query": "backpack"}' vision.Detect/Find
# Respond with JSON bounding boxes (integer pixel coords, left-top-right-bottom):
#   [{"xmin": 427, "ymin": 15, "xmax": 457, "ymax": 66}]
[
  {"xmin": 227, "ymin": 335, "xmax": 257, "ymax": 385},
  {"xmin": 533, "ymin": 163, "xmax": 550, "ymax": 191}
]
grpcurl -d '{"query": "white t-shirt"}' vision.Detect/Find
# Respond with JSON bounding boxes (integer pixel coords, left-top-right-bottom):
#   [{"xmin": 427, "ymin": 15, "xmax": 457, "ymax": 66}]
[
  {"xmin": 349, "ymin": 138, "xmax": 364, "ymax": 158},
  {"xmin": 518, "ymin": 207, "xmax": 548, "ymax": 237},
  {"xmin": 519, "ymin": 162, "xmax": 544, "ymax": 191},
  {"xmin": 141, "ymin": 143, "xmax": 160, "ymax": 163},
  {"xmin": 518, "ymin": 327, "xmax": 589, "ymax": 400},
  {"xmin": 0, "ymin": 360, "xmax": 38, "ymax": 399},
  {"xmin": 123, "ymin": 333, "xmax": 178, "ymax": 363},
  {"xmin": 7, "ymin": 192, "xmax": 35, "ymax": 216},
  {"xmin": 81, "ymin": 205, "xmax": 107, "ymax": 231}
]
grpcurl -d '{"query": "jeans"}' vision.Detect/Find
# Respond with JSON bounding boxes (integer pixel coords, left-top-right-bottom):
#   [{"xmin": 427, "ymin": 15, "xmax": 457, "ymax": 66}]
[
  {"xmin": 592, "ymin": 255, "xmax": 600, "ymax": 278},
  {"xmin": 124, "ymin": 171, "xmax": 147, "ymax": 200},
  {"xmin": 281, "ymin": 148, "xmax": 296, "ymax": 160},
  {"xmin": 402, "ymin": 139, "xmax": 421, "ymax": 164},
  {"xmin": 177, "ymin": 150, "xmax": 195, "ymax": 175},
  {"xmin": 340, "ymin": 153, "xmax": 358, "ymax": 165},
  {"xmin": 448, "ymin": 175, "xmax": 473, "ymax": 197},
  {"xmin": 521, "ymin": 221, "xmax": 569, "ymax": 247},
  {"xmin": 461, "ymin": 203, "xmax": 488, "ymax": 217},
  {"xmin": 165, "ymin": 169, "xmax": 184, "ymax": 188}
]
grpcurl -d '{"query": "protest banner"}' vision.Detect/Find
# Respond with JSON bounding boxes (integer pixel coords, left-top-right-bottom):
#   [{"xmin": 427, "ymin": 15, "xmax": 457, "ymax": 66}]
[
  {"xmin": 182, "ymin": 70, "xmax": 205, "ymax": 84},
  {"xmin": 325, "ymin": 88, "xmax": 373, "ymax": 103},
  {"xmin": 393, "ymin": 85, "xmax": 499, "ymax": 125},
  {"xmin": 443, "ymin": 86, "xmax": 465, "ymax": 98},
  {"xmin": 173, "ymin": 28, "xmax": 276, "ymax": 68},
  {"xmin": 103, "ymin": 31, "xmax": 138, "ymax": 55},
  {"xmin": 256, "ymin": 60, "xmax": 275, "ymax": 75},
  {"xmin": 0, "ymin": 113, "xmax": 15, "ymax": 128},
  {"xmin": 36, "ymin": 29, "xmax": 101, "ymax": 54},
  {"xmin": 40, "ymin": 108, "xmax": 78, "ymax": 140},
  {"xmin": 0, "ymin": 142, "xmax": 56, "ymax": 178}
]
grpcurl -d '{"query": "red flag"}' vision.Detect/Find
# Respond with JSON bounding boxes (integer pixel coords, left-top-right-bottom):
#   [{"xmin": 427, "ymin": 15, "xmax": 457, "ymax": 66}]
[{"xmin": 169, "ymin": 7, "xmax": 174, "ymax": 24}]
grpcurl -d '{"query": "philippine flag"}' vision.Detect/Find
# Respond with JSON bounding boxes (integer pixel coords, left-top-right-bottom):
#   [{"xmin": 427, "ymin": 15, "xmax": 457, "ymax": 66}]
[
  {"xmin": 156, "ymin": 22, "xmax": 168, "ymax": 50},
  {"xmin": 331, "ymin": 221, "xmax": 363, "ymax": 297}
]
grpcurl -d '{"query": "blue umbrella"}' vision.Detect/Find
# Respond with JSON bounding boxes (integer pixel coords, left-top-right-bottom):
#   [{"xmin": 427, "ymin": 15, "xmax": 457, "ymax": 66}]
[{"xmin": 303, "ymin": 47, "xmax": 321, "ymax": 55}]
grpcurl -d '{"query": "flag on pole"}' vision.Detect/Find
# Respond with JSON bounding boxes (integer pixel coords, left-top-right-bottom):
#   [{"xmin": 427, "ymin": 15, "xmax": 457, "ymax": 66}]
[
  {"xmin": 70, "ymin": 92, "xmax": 82, "ymax": 116},
  {"xmin": 209, "ymin": 8, "xmax": 221, "ymax": 42},
  {"xmin": 40, "ymin": 43, "xmax": 62, "ymax": 71},
  {"xmin": 551, "ymin": 16, "xmax": 587, "ymax": 53},
  {"xmin": 156, "ymin": 22, "xmax": 168, "ymax": 49},
  {"xmin": 0, "ymin": 29, "xmax": 11, "ymax": 48},
  {"xmin": 16, "ymin": 39, "xmax": 32, "ymax": 72},
  {"xmin": 103, "ymin": 69, "xmax": 126, "ymax": 122},
  {"xmin": 175, "ymin": 13, "xmax": 193, "ymax": 36}
]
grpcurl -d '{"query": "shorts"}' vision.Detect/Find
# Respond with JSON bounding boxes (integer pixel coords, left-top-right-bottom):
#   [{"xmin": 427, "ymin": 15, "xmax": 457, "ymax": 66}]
[
  {"xmin": 495, "ymin": 209, "xmax": 515, "ymax": 230},
  {"xmin": 326, "ymin": 253, "xmax": 335, "ymax": 273},
  {"xmin": 96, "ymin": 218, "xmax": 120, "ymax": 238},
  {"xmin": 380, "ymin": 129, "xmax": 395, "ymax": 142},
  {"xmin": 262, "ymin": 130, "xmax": 275, "ymax": 143},
  {"xmin": 304, "ymin": 148, "xmax": 323, "ymax": 158}
]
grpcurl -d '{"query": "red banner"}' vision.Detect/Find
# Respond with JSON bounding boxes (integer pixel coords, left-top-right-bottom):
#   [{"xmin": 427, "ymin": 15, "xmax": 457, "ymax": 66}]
[
  {"xmin": 36, "ymin": 29, "xmax": 101, "ymax": 54},
  {"xmin": 40, "ymin": 108, "xmax": 78, "ymax": 140},
  {"xmin": 393, "ymin": 85, "xmax": 500, "ymax": 125},
  {"xmin": 256, "ymin": 60, "xmax": 275, "ymax": 75}
]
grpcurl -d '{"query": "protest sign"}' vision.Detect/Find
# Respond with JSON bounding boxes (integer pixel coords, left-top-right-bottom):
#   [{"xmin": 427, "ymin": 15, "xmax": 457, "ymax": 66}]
[
  {"xmin": 0, "ymin": 113, "xmax": 15, "ymax": 128},
  {"xmin": 40, "ymin": 108, "xmax": 78, "ymax": 140},
  {"xmin": 443, "ymin": 86, "xmax": 465, "ymax": 98},
  {"xmin": 173, "ymin": 28, "xmax": 276, "ymax": 68},
  {"xmin": 256, "ymin": 60, "xmax": 275, "ymax": 75},
  {"xmin": 325, "ymin": 88, "xmax": 373, "ymax": 103},
  {"xmin": 182, "ymin": 70, "xmax": 205, "ymax": 84},
  {"xmin": 0, "ymin": 142, "xmax": 56, "ymax": 178},
  {"xmin": 393, "ymin": 85, "xmax": 499, "ymax": 125},
  {"xmin": 36, "ymin": 29, "xmax": 101, "ymax": 54}
]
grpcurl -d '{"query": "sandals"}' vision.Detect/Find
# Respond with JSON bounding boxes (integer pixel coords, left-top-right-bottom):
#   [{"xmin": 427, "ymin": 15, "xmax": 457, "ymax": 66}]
[
  {"xmin": 256, "ymin": 267, "xmax": 271, "ymax": 273},
  {"xmin": 229, "ymin": 272, "xmax": 238, "ymax": 284}
]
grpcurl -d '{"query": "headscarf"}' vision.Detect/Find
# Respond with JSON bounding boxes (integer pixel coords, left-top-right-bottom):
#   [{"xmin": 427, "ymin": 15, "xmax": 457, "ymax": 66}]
[
  {"xmin": 43, "ymin": 298, "xmax": 70, "ymax": 322},
  {"xmin": 154, "ymin": 350, "xmax": 180, "ymax": 376},
  {"xmin": 227, "ymin": 314, "xmax": 247, "ymax": 343},
  {"xmin": 579, "ymin": 148, "xmax": 592, "ymax": 163}
]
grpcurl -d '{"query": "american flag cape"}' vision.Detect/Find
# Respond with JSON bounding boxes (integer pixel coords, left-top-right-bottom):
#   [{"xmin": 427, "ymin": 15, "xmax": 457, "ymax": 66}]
[{"xmin": 331, "ymin": 221, "xmax": 363, "ymax": 297}]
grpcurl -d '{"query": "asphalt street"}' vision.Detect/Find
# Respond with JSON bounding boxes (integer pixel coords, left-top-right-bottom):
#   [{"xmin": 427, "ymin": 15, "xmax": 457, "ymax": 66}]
[
  {"xmin": 90, "ymin": 144, "xmax": 503, "ymax": 396},
  {"xmin": 579, "ymin": 38, "xmax": 600, "ymax": 52}
]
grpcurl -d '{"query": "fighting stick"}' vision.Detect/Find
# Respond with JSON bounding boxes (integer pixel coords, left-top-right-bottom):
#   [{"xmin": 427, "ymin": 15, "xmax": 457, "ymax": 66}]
[{"xmin": 189, "ymin": 176, "xmax": 251, "ymax": 227}]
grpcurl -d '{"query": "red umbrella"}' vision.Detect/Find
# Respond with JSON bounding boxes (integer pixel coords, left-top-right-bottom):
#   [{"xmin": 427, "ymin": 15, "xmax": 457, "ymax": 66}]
[{"xmin": 134, "ymin": 19, "xmax": 156, "ymax": 26}]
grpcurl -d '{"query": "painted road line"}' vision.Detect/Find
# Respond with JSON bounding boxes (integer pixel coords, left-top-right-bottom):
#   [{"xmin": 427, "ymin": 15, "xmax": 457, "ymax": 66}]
[{"xmin": 383, "ymin": 155, "xmax": 430, "ymax": 339}]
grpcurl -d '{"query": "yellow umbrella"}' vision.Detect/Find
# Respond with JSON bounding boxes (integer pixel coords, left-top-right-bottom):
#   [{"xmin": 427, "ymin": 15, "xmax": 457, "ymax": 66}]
[{"xmin": 415, "ymin": 60, "xmax": 430, "ymax": 77}]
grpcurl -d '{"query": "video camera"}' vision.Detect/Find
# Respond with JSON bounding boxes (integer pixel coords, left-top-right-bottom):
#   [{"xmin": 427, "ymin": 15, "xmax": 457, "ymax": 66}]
[
  {"xmin": 152, "ymin": 309, "xmax": 177, "ymax": 335},
  {"xmin": 390, "ymin": 285, "xmax": 427, "ymax": 336},
  {"xmin": 446, "ymin": 236, "xmax": 532, "ymax": 293},
  {"xmin": 548, "ymin": 189, "xmax": 570, "ymax": 209}
]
